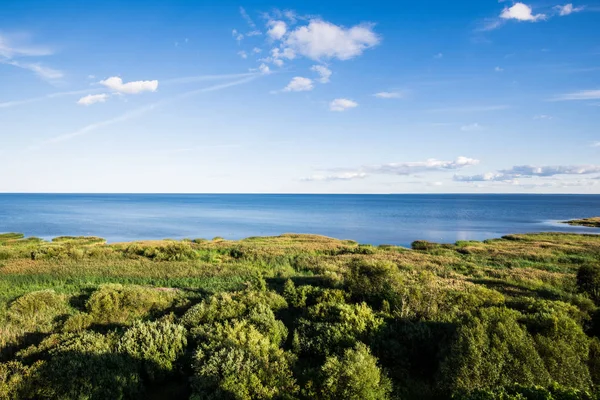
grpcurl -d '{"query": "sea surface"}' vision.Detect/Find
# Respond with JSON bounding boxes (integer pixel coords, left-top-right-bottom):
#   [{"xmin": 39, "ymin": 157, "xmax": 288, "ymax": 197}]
[{"xmin": 0, "ymin": 194, "xmax": 599, "ymax": 247}]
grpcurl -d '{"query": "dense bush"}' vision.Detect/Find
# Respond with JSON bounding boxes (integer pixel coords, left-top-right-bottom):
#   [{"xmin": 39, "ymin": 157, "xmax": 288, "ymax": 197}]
[
  {"xmin": 319, "ymin": 342, "xmax": 392, "ymax": 400},
  {"xmin": 119, "ymin": 319, "xmax": 187, "ymax": 382},
  {"xmin": 441, "ymin": 308, "xmax": 550, "ymax": 392},
  {"xmin": 14, "ymin": 331, "xmax": 141, "ymax": 399},
  {"xmin": 6, "ymin": 290, "xmax": 69, "ymax": 333},
  {"xmin": 191, "ymin": 320, "xmax": 298, "ymax": 400},
  {"xmin": 86, "ymin": 284, "xmax": 179, "ymax": 325},
  {"xmin": 577, "ymin": 265, "xmax": 600, "ymax": 303},
  {"xmin": 344, "ymin": 259, "xmax": 402, "ymax": 309},
  {"xmin": 294, "ymin": 302, "xmax": 383, "ymax": 357}
]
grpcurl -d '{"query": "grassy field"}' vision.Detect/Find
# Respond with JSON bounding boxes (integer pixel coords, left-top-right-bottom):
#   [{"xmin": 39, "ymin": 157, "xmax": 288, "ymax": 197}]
[
  {"xmin": 565, "ymin": 217, "xmax": 600, "ymax": 228},
  {"xmin": 1, "ymin": 231, "xmax": 599, "ymax": 399}
]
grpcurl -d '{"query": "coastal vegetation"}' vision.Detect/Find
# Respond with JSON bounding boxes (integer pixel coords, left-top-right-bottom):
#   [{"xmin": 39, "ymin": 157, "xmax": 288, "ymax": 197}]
[
  {"xmin": 565, "ymin": 217, "xmax": 600, "ymax": 228},
  {"xmin": 1, "ymin": 231, "xmax": 600, "ymax": 399}
]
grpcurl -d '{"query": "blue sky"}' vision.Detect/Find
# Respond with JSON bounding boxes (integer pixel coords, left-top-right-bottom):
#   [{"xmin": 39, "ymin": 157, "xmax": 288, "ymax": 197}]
[{"xmin": 1, "ymin": 0, "xmax": 599, "ymax": 193}]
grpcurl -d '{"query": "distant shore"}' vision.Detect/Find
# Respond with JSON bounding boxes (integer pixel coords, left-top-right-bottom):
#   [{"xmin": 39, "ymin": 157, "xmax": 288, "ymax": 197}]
[{"xmin": 563, "ymin": 217, "xmax": 600, "ymax": 228}]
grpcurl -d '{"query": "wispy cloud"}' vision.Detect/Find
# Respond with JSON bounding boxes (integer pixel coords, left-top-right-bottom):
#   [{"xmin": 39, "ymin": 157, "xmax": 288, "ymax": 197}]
[
  {"xmin": 0, "ymin": 33, "xmax": 62, "ymax": 81},
  {"xmin": 301, "ymin": 172, "xmax": 367, "ymax": 182},
  {"xmin": 455, "ymin": 164, "xmax": 600, "ymax": 182},
  {"xmin": 373, "ymin": 91, "xmax": 404, "ymax": 99},
  {"xmin": 304, "ymin": 156, "xmax": 479, "ymax": 183},
  {"xmin": 551, "ymin": 89, "xmax": 600, "ymax": 101},
  {"xmin": 239, "ymin": 7, "xmax": 256, "ymax": 28},
  {"xmin": 0, "ymin": 88, "xmax": 102, "ymax": 109},
  {"xmin": 555, "ymin": 4, "xmax": 585, "ymax": 16},
  {"xmin": 37, "ymin": 77, "xmax": 257, "ymax": 146},
  {"xmin": 428, "ymin": 105, "xmax": 509, "ymax": 113},
  {"xmin": 310, "ymin": 65, "xmax": 332, "ymax": 83},
  {"xmin": 460, "ymin": 123, "xmax": 484, "ymax": 132}
]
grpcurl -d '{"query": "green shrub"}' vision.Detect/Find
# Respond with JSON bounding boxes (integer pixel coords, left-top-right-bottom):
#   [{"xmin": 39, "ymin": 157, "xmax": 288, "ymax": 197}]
[
  {"xmin": 577, "ymin": 265, "xmax": 600, "ymax": 303},
  {"xmin": 190, "ymin": 320, "xmax": 298, "ymax": 400},
  {"xmin": 181, "ymin": 290, "xmax": 287, "ymax": 328},
  {"xmin": 86, "ymin": 284, "xmax": 178, "ymax": 325},
  {"xmin": 441, "ymin": 307, "xmax": 550, "ymax": 392},
  {"xmin": 344, "ymin": 259, "xmax": 402, "ymax": 308},
  {"xmin": 119, "ymin": 320, "xmax": 187, "ymax": 382},
  {"xmin": 527, "ymin": 312, "xmax": 591, "ymax": 390},
  {"xmin": 294, "ymin": 302, "xmax": 383, "ymax": 357},
  {"xmin": 62, "ymin": 312, "xmax": 94, "ymax": 333},
  {"xmin": 16, "ymin": 331, "xmax": 141, "ymax": 400},
  {"xmin": 6, "ymin": 290, "xmax": 69, "ymax": 333},
  {"xmin": 319, "ymin": 342, "xmax": 392, "ymax": 400}
]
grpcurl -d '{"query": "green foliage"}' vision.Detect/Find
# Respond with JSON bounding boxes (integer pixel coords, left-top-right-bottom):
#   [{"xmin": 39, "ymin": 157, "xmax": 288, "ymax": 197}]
[
  {"xmin": 577, "ymin": 265, "xmax": 600, "ymax": 303},
  {"xmin": 1, "ymin": 232, "xmax": 600, "ymax": 399},
  {"xmin": 119, "ymin": 319, "xmax": 187, "ymax": 382},
  {"xmin": 6, "ymin": 290, "xmax": 69, "ymax": 333},
  {"xmin": 86, "ymin": 284, "xmax": 178, "ymax": 325},
  {"xmin": 452, "ymin": 383, "xmax": 595, "ymax": 400},
  {"xmin": 14, "ymin": 331, "xmax": 141, "ymax": 400},
  {"xmin": 442, "ymin": 308, "xmax": 550, "ymax": 392},
  {"xmin": 181, "ymin": 290, "xmax": 287, "ymax": 328},
  {"xmin": 344, "ymin": 259, "xmax": 402, "ymax": 309},
  {"xmin": 190, "ymin": 320, "xmax": 298, "ymax": 400},
  {"xmin": 294, "ymin": 302, "xmax": 383, "ymax": 357},
  {"xmin": 319, "ymin": 342, "xmax": 392, "ymax": 400}
]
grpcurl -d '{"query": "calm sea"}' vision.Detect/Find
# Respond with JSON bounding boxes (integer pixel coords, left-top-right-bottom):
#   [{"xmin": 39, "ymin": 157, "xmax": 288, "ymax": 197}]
[{"xmin": 0, "ymin": 194, "xmax": 598, "ymax": 247}]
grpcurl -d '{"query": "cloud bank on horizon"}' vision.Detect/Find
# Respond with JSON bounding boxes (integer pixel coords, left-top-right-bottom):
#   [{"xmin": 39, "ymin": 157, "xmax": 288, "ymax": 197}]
[{"xmin": 0, "ymin": 0, "xmax": 599, "ymax": 193}]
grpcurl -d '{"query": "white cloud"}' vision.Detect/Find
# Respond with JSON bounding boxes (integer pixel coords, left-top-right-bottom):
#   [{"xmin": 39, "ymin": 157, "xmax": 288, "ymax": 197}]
[
  {"xmin": 267, "ymin": 20, "xmax": 287, "ymax": 40},
  {"xmin": 283, "ymin": 20, "xmax": 380, "ymax": 61},
  {"xmin": 552, "ymin": 89, "xmax": 600, "ymax": 101},
  {"xmin": 77, "ymin": 93, "xmax": 109, "ymax": 106},
  {"xmin": 252, "ymin": 47, "xmax": 262, "ymax": 53},
  {"xmin": 246, "ymin": 30, "xmax": 262, "ymax": 37},
  {"xmin": 455, "ymin": 164, "xmax": 600, "ymax": 182},
  {"xmin": 99, "ymin": 76, "xmax": 159, "ymax": 94},
  {"xmin": 533, "ymin": 114, "xmax": 553, "ymax": 120},
  {"xmin": 259, "ymin": 63, "xmax": 271, "ymax": 74},
  {"xmin": 592, "ymin": 141, "xmax": 600, "ymax": 147},
  {"xmin": 373, "ymin": 91, "xmax": 403, "ymax": 99},
  {"xmin": 460, "ymin": 123, "xmax": 484, "ymax": 132},
  {"xmin": 311, "ymin": 65, "xmax": 332, "ymax": 83},
  {"xmin": 500, "ymin": 3, "xmax": 546, "ymax": 22},
  {"xmin": 238, "ymin": 51, "xmax": 248, "ymax": 59},
  {"xmin": 284, "ymin": 77, "xmax": 314, "ymax": 92},
  {"xmin": 555, "ymin": 4, "xmax": 584, "ymax": 16},
  {"xmin": 329, "ymin": 98, "xmax": 358, "ymax": 111},
  {"xmin": 454, "ymin": 173, "xmax": 507, "ymax": 182},
  {"xmin": 302, "ymin": 172, "xmax": 367, "ymax": 182},
  {"xmin": 495, "ymin": 66, "xmax": 504, "ymax": 72},
  {"xmin": 365, "ymin": 157, "xmax": 480, "ymax": 175},
  {"xmin": 501, "ymin": 165, "xmax": 600, "ymax": 177}
]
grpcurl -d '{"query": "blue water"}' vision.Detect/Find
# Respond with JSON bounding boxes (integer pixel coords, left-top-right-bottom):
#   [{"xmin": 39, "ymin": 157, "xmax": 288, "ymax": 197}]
[{"xmin": 0, "ymin": 194, "xmax": 599, "ymax": 247}]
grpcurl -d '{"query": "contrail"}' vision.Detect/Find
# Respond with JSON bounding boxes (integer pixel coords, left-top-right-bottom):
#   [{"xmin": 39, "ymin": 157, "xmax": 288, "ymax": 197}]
[
  {"xmin": 38, "ymin": 76, "xmax": 257, "ymax": 146},
  {"xmin": 1, "ymin": 72, "xmax": 259, "ymax": 109}
]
